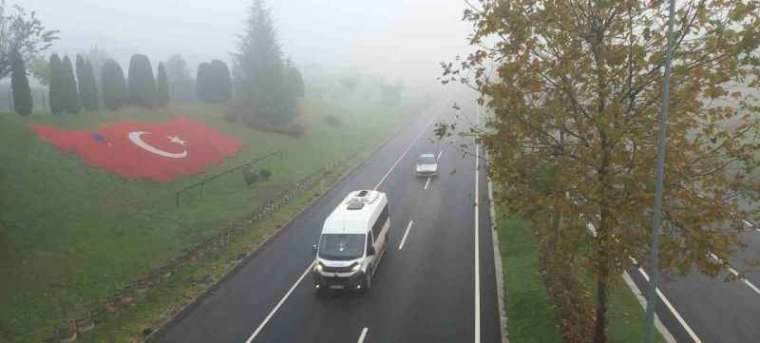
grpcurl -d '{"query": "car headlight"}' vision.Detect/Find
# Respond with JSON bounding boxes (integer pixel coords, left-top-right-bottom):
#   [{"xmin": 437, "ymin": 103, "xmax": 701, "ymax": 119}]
[
  {"xmin": 315, "ymin": 262, "xmax": 323, "ymax": 272},
  {"xmin": 351, "ymin": 263, "xmax": 361, "ymax": 273}
]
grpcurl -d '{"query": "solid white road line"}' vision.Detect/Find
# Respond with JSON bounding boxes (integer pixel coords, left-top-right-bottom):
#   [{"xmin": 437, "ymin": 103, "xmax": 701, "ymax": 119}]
[
  {"xmin": 708, "ymin": 252, "xmax": 760, "ymax": 295},
  {"xmin": 398, "ymin": 220, "xmax": 414, "ymax": 250},
  {"xmin": 374, "ymin": 117, "xmax": 437, "ymax": 190},
  {"xmin": 743, "ymin": 219, "xmax": 759, "ymax": 233},
  {"xmin": 474, "ymin": 115, "xmax": 481, "ymax": 343},
  {"xmin": 246, "ymin": 118, "xmax": 435, "ymax": 342},
  {"xmin": 622, "ymin": 271, "xmax": 677, "ymax": 343},
  {"xmin": 356, "ymin": 327, "xmax": 368, "ymax": 343},
  {"xmin": 245, "ymin": 261, "xmax": 315, "ymax": 343},
  {"xmin": 424, "ymin": 177, "xmax": 432, "ymax": 190},
  {"xmin": 628, "ymin": 258, "xmax": 702, "ymax": 343}
]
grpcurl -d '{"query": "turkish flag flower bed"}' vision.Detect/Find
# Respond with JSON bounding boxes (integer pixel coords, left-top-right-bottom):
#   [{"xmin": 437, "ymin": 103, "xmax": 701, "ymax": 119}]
[{"xmin": 31, "ymin": 116, "xmax": 242, "ymax": 182}]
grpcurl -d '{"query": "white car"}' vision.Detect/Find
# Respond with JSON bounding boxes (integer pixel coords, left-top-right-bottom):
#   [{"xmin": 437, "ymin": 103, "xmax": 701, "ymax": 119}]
[{"xmin": 415, "ymin": 153, "xmax": 438, "ymax": 177}]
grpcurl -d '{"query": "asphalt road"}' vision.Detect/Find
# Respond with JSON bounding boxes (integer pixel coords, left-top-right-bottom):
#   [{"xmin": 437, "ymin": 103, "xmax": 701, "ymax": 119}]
[
  {"xmin": 154, "ymin": 102, "xmax": 502, "ymax": 343},
  {"xmin": 626, "ymin": 217, "xmax": 760, "ymax": 342}
]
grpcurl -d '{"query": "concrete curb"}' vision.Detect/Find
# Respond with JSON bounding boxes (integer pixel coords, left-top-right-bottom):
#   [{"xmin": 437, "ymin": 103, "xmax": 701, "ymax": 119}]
[{"xmin": 486, "ymin": 155, "xmax": 510, "ymax": 343}]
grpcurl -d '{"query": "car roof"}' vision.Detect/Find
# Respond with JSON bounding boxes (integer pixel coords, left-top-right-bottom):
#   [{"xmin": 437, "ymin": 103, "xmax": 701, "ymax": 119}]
[
  {"xmin": 419, "ymin": 153, "xmax": 435, "ymax": 158},
  {"xmin": 322, "ymin": 190, "xmax": 387, "ymax": 235}
]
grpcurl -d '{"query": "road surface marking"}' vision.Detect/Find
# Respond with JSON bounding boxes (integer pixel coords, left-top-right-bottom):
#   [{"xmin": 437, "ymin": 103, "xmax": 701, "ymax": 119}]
[
  {"xmin": 424, "ymin": 177, "xmax": 432, "ymax": 190},
  {"xmin": 474, "ymin": 113, "xmax": 481, "ymax": 343},
  {"xmin": 356, "ymin": 327, "xmax": 368, "ymax": 343},
  {"xmin": 374, "ymin": 117, "xmax": 437, "ymax": 190},
  {"xmin": 587, "ymin": 222, "xmax": 598, "ymax": 237},
  {"xmin": 708, "ymin": 252, "xmax": 760, "ymax": 295},
  {"xmin": 622, "ymin": 271, "xmax": 676, "ymax": 343},
  {"xmin": 743, "ymin": 219, "xmax": 759, "ymax": 233},
  {"xmin": 436, "ymin": 149, "xmax": 443, "ymax": 161},
  {"xmin": 245, "ymin": 261, "xmax": 315, "ymax": 343},
  {"xmin": 628, "ymin": 257, "xmax": 702, "ymax": 343},
  {"xmin": 398, "ymin": 220, "xmax": 414, "ymax": 250}
]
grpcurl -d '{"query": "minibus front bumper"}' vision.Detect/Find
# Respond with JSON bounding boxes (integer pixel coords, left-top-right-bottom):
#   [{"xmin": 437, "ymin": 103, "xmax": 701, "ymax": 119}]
[{"xmin": 313, "ymin": 271, "xmax": 365, "ymax": 291}]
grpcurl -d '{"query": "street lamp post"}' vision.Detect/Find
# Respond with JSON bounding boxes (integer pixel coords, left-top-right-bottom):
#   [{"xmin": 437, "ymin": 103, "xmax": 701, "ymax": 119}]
[{"xmin": 643, "ymin": 0, "xmax": 677, "ymax": 341}]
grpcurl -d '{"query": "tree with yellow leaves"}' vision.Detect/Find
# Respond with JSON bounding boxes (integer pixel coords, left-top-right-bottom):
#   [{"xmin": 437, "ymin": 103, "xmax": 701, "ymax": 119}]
[{"xmin": 442, "ymin": 1, "xmax": 760, "ymax": 341}]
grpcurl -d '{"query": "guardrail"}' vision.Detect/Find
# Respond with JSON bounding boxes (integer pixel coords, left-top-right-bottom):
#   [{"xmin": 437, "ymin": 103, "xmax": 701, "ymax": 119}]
[{"xmin": 175, "ymin": 151, "xmax": 283, "ymax": 207}]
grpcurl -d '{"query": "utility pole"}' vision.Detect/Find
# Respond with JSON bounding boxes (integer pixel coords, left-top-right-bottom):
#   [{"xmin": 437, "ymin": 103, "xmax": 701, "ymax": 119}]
[{"xmin": 643, "ymin": 0, "xmax": 677, "ymax": 341}]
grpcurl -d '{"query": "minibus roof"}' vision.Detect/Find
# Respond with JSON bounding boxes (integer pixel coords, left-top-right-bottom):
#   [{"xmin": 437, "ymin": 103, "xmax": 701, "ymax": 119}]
[{"xmin": 322, "ymin": 190, "xmax": 387, "ymax": 235}]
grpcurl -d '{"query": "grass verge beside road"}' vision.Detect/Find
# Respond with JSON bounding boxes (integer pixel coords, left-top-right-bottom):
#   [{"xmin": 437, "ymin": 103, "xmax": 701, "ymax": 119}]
[
  {"xmin": 496, "ymin": 215, "xmax": 563, "ymax": 342},
  {"xmin": 495, "ymin": 206, "xmax": 666, "ymax": 342}
]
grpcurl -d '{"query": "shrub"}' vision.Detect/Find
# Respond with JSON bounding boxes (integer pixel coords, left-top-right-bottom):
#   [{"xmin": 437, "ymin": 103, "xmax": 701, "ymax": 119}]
[
  {"xmin": 76, "ymin": 54, "xmax": 98, "ymax": 111},
  {"xmin": 127, "ymin": 54, "xmax": 156, "ymax": 107},
  {"xmin": 157, "ymin": 62, "xmax": 170, "ymax": 107},
  {"xmin": 48, "ymin": 54, "xmax": 63, "ymax": 114},
  {"xmin": 61, "ymin": 56, "xmax": 80, "ymax": 113},
  {"xmin": 10, "ymin": 51, "xmax": 33, "ymax": 116},
  {"xmin": 101, "ymin": 59, "xmax": 127, "ymax": 110}
]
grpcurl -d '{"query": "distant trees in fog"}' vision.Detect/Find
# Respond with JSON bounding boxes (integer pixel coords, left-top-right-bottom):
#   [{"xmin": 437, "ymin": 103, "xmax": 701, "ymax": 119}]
[
  {"xmin": 0, "ymin": 2, "xmax": 57, "ymax": 79},
  {"xmin": 196, "ymin": 59, "xmax": 232, "ymax": 103},
  {"xmin": 101, "ymin": 59, "xmax": 127, "ymax": 110},
  {"xmin": 231, "ymin": 0, "xmax": 304, "ymax": 125},
  {"xmin": 10, "ymin": 50, "xmax": 33, "ymax": 116},
  {"xmin": 127, "ymin": 54, "xmax": 157, "ymax": 108},
  {"xmin": 157, "ymin": 62, "xmax": 170, "ymax": 107},
  {"xmin": 165, "ymin": 54, "xmax": 195, "ymax": 102},
  {"xmin": 76, "ymin": 54, "xmax": 98, "ymax": 111},
  {"xmin": 58, "ymin": 56, "xmax": 82, "ymax": 113}
]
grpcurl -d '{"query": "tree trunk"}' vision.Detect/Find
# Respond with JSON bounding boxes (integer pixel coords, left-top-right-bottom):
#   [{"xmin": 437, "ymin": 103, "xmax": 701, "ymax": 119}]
[{"xmin": 593, "ymin": 255, "xmax": 609, "ymax": 343}]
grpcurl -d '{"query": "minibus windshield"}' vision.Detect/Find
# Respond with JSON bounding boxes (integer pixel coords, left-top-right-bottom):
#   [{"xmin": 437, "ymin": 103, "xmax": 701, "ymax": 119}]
[{"xmin": 318, "ymin": 233, "xmax": 366, "ymax": 261}]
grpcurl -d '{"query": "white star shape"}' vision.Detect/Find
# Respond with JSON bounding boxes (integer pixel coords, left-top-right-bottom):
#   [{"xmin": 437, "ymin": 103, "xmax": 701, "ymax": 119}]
[{"xmin": 168, "ymin": 135, "xmax": 187, "ymax": 146}]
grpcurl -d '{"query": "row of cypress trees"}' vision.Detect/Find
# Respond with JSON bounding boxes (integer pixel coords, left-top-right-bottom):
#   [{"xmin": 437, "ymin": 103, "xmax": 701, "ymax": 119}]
[{"xmin": 48, "ymin": 53, "xmax": 170, "ymax": 115}]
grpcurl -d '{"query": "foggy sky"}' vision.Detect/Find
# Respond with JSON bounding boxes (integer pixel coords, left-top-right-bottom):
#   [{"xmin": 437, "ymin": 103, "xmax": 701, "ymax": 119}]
[{"xmin": 22, "ymin": 0, "xmax": 473, "ymax": 89}]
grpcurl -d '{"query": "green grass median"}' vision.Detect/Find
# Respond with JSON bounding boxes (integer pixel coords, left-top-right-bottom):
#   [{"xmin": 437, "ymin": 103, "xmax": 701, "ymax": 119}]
[{"xmin": 495, "ymin": 208, "xmax": 667, "ymax": 342}]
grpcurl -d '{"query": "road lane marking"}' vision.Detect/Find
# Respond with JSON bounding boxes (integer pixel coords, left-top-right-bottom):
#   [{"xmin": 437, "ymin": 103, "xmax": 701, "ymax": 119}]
[
  {"xmin": 629, "ymin": 257, "xmax": 703, "ymax": 343},
  {"xmin": 474, "ymin": 113, "xmax": 481, "ymax": 343},
  {"xmin": 708, "ymin": 252, "xmax": 760, "ymax": 295},
  {"xmin": 436, "ymin": 149, "xmax": 443, "ymax": 161},
  {"xmin": 743, "ymin": 219, "xmax": 759, "ymax": 233},
  {"xmin": 424, "ymin": 177, "xmax": 431, "ymax": 190},
  {"xmin": 622, "ymin": 271, "xmax": 677, "ymax": 343},
  {"xmin": 245, "ymin": 261, "xmax": 315, "ymax": 343},
  {"xmin": 374, "ymin": 117, "xmax": 437, "ymax": 190},
  {"xmin": 398, "ymin": 220, "xmax": 414, "ymax": 250},
  {"xmin": 356, "ymin": 327, "xmax": 368, "ymax": 343}
]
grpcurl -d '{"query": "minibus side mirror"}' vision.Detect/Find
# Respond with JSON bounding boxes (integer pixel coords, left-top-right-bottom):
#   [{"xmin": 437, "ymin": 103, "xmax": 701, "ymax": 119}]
[
  {"xmin": 312, "ymin": 244, "xmax": 318, "ymax": 253},
  {"xmin": 367, "ymin": 246, "xmax": 376, "ymax": 256}
]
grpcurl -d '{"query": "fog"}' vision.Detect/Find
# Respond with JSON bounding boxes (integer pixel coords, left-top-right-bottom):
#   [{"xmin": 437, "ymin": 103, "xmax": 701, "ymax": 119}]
[{"xmin": 23, "ymin": 0, "xmax": 473, "ymax": 90}]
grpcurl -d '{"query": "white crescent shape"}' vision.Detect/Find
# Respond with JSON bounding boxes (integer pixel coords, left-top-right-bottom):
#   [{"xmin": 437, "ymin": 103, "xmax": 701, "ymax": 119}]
[{"xmin": 128, "ymin": 131, "xmax": 188, "ymax": 159}]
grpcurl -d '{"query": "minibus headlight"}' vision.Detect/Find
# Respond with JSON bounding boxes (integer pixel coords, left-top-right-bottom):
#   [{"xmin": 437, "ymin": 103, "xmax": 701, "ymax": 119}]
[
  {"xmin": 315, "ymin": 262, "xmax": 324, "ymax": 272},
  {"xmin": 351, "ymin": 263, "xmax": 361, "ymax": 273}
]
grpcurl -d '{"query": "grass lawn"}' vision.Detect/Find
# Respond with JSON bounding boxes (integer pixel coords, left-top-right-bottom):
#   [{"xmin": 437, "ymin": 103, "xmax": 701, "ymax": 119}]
[
  {"xmin": 0, "ymin": 96, "xmax": 413, "ymax": 342},
  {"xmin": 495, "ymin": 209, "xmax": 666, "ymax": 342},
  {"xmin": 496, "ymin": 215, "xmax": 564, "ymax": 342}
]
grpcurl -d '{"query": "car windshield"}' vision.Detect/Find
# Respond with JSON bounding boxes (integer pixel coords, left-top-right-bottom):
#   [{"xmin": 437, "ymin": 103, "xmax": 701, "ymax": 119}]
[
  {"xmin": 418, "ymin": 155, "xmax": 436, "ymax": 164},
  {"xmin": 318, "ymin": 233, "xmax": 365, "ymax": 261}
]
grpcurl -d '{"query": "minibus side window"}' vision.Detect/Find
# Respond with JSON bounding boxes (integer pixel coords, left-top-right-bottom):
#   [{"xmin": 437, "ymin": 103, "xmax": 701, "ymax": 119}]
[{"xmin": 372, "ymin": 205, "xmax": 389, "ymax": 237}]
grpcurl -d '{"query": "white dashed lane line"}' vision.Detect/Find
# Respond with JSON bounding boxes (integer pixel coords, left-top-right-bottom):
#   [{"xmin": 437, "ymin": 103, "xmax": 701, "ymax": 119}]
[
  {"xmin": 356, "ymin": 327, "xmax": 368, "ymax": 343},
  {"xmin": 708, "ymin": 253, "xmax": 760, "ymax": 295},
  {"xmin": 398, "ymin": 220, "xmax": 414, "ymax": 250},
  {"xmin": 423, "ymin": 177, "xmax": 431, "ymax": 190}
]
